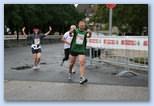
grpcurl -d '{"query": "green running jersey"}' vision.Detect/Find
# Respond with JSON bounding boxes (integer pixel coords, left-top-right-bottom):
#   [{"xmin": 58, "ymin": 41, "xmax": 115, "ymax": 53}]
[{"xmin": 70, "ymin": 28, "xmax": 87, "ymax": 54}]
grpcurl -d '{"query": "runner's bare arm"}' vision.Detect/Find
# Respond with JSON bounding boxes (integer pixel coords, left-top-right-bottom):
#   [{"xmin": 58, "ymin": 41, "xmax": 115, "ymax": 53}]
[
  {"xmin": 86, "ymin": 29, "xmax": 92, "ymax": 38},
  {"xmin": 44, "ymin": 26, "xmax": 52, "ymax": 36},
  {"xmin": 86, "ymin": 32, "xmax": 92, "ymax": 38},
  {"xmin": 69, "ymin": 27, "xmax": 76, "ymax": 33},
  {"xmin": 22, "ymin": 27, "xmax": 28, "ymax": 38}
]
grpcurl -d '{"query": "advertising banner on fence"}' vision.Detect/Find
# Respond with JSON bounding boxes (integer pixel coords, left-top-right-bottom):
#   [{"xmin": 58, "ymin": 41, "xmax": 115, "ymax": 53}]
[{"xmin": 87, "ymin": 36, "xmax": 148, "ymax": 51}]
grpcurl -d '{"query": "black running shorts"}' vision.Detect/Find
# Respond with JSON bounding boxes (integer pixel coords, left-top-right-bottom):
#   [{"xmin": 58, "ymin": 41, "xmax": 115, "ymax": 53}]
[{"xmin": 31, "ymin": 48, "xmax": 42, "ymax": 54}]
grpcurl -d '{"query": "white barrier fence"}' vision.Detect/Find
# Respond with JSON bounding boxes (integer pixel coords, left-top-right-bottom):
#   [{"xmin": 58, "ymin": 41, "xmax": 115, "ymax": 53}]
[
  {"xmin": 4, "ymin": 35, "xmax": 61, "ymax": 40},
  {"xmin": 4, "ymin": 35, "xmax": 18, "ymax": 40},
  {"xmin": 87, "ymin": 36, "xmax": 148, "ymax": 51},
  {"xmin": 86, "ymin": 36, "xmax": 148, "ymax": 71},
  {"xmin": 5, "ymin": 35, "xmax": 148, "ymax": 71}
]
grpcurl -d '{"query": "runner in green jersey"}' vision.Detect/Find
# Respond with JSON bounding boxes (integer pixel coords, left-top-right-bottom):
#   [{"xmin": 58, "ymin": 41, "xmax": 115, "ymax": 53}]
[{"xmin": 69, "ymin": 21, "xmax": 91, "ymax": 84}]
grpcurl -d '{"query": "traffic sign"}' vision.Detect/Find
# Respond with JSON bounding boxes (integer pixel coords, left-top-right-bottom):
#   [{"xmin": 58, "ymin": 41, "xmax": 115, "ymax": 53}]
[{"xmin": 106, "ymin": 4, "xmax": 117, "ymax": 9}]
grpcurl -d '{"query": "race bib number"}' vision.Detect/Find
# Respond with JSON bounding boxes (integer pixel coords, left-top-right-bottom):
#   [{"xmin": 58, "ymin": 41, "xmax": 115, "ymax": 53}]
[
  {"xmin": 31, "ymin": 44, "xmax": 41, "ymax": 50},
  {"xmin": 76, "ymin": 34, "xmax": 84, "ymax": 45},
  {"xmin": 34, "ymin": 38, "xmax": 40, "ymax": 45}
]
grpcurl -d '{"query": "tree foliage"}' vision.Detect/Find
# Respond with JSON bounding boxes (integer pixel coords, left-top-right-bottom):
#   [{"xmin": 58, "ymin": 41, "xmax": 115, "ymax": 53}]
[
  {"xmin": 4, "ymin": 4, "xmax": 85, "ymax": 34},
  {"xmin": 91, "ymin": 4, "xmax": 148, "ymax": 35}
]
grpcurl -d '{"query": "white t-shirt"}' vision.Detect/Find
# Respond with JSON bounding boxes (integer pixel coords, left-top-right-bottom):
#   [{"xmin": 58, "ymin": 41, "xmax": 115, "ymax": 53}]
[{"xmin": 63, "ymin": 31, "xmax": 73, "ymax": 49}]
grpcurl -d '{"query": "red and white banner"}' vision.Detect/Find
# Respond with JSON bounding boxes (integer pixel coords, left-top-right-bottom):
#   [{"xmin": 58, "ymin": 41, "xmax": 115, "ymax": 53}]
[{"xmin": 87, "ymin": 36, "xmax": 148, "ymax": 51}]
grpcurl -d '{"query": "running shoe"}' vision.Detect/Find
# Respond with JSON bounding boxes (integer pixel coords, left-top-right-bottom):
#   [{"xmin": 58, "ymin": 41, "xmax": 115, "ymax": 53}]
[
  {"xmin": 32, "ymin": 66, "xmax": 37, "ymax": 70},
  {"xmin": 68, "ymin": 73, "xmax": 72, "ymax": 80},
  {"xmin": 36, "ymin": 65, "xmax": 40, "ymax": 70},
  {"xmin": 80, "ymin": 77, "xmax": 88, "ymax": 84}
]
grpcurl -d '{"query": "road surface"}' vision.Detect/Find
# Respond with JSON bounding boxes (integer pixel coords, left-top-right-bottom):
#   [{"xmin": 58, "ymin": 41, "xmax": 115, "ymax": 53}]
[{"xmin": 4, "ymin": 43, "xmax": 149, "ymax": 101}]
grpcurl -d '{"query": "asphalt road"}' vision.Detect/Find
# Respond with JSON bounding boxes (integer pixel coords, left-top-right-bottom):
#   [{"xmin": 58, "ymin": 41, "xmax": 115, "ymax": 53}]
[{"xmin": 4, "ymin": 43, "xmax": 148, "ymax": 87}]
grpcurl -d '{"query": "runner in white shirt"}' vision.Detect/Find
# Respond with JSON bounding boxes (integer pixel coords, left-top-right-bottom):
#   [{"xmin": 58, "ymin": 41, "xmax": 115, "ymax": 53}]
[
  {"xmin": 61, "ymin": 25, "xmax": 76, "ymax": 66},
  {"xmin": 61, "ymin": 25, "xmax": 76, "ymax": 79}
]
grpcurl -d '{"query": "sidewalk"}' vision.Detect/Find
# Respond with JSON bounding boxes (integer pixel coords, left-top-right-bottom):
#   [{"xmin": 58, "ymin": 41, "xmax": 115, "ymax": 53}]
[{"xmin": 4, "ymin": 80, "xmax": 148, "ymax": 101}]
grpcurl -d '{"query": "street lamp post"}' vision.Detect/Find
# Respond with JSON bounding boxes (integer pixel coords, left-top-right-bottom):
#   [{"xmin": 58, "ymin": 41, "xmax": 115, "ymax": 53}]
[
  {"xmin": 109, "ymin": 8, "xmax": 112, "ymax": 36},
  {"xmin": 106, "ymin": 4, "xmax": 116, "ymax": 36}
]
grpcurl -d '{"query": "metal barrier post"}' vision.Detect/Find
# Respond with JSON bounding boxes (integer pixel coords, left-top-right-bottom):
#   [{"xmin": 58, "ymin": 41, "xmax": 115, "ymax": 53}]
[
  {"xmin": 89, "ymin": 47, "xmax": 92, "ymax": 65},
  {"xmin": 116, "ymin": 36, "xmax": 137, "ymax": 77},
  {"xmin": 87, "ymin": 36, "xmax": 148, "ymax": 72}
]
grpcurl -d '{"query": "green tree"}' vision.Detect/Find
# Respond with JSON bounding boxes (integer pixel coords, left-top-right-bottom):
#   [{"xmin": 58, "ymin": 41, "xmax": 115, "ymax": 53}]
[
  {"xmin": 4, "ymin": 4, "xmax": 85, "ymax": 34},
  {"xmin": 91, "ymin": 4, "xmax": 148, "ymax": 35}
]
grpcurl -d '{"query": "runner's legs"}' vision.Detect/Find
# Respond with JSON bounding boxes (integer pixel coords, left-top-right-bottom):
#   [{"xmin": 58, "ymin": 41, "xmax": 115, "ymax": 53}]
[
  {"xmin": 78, "ymin": 55, "xmax": 86, "ymax": 77},
  {"xmin": 36, "ymin": 52, "xmax": 41, "ymax": 65},
  {"xmin": 61, "ymin": 48, "xmax": 70, "ymax": 66},
  {"xmin": 63, "ymin": 48, "xmax": 70, "ymax": 62},
  {"xmin": 32, "ymin": 53, "xmax": 37, "ymax": 66},
  {"xmin": 69, "ymin": 55, "xmax": 77, "ymax": 73}
]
